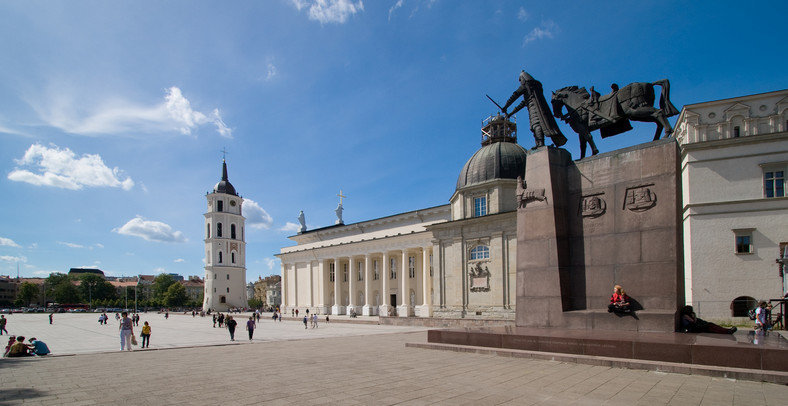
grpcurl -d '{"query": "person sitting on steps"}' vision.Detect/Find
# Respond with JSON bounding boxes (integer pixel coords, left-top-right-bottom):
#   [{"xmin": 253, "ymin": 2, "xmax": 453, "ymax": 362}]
[{"xmin": 608, "ymin": 285, "xmax": 631, "ymax": 314}]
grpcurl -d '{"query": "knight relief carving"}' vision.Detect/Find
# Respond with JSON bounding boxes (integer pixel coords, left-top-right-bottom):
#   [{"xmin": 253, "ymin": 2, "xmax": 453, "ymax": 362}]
[
  {"xmin": 469, "ymin": 262, "xmax": 491, "ymax": 293},
  {"xmin": 624, "ymin": 185, "xmax": 657, "ymax": 212}
]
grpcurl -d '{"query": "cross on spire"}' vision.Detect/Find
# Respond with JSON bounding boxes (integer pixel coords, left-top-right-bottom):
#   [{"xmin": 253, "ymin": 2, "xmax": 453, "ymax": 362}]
[
  {"xmin": 221, "ymin": 147, "xmax": 228, "ymax": 161},
  {"xmin": 337, "ymin": 190, "xmax": 347, "ymax": 205}
]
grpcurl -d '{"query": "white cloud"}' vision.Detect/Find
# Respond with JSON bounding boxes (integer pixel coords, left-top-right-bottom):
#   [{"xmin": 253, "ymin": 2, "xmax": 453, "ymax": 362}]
[
  {"xmin": 174, "ymin": 258, "xmax": 185, "ymax": 263},
  {"xmin": 0, "ymin": 237, "xmax": 21, "ymax": 248},
  {"xmin": 388, "ymin": 0, "xmax": 403, "ymax": 21},
  {"xmin": 34, "ymin": 86, "xmax": 232, "ymax": 138},
  {"xmin": 8, "ymin": 143, "xmax": 134, "ymax": 190},
  {"xmin": 265, "ymin": 58, "xmax": 278, "ymax": 81},
  {"xmin": 113, "ymin": 216, "xmax": 187, "ymax": 243},
  {"xmin": 244, "ymin": 199, "xmax": 274, "ymax": 230},
  {"xmin": 290, "ymin": 0, "xmax": 364, "ymax": 24},
  {"xmin": 523, "ymin": 20, "xmax": 558, "ymax": 45},
  {"xmin": 279, "ymin": 222, "xmax": 302, "ymax": 233},
  {"xmin": 264, "ymin": 257, "xmax": 278, "ymax": 270},
  {"xmin": 517, "ymin": 7, "xmax": 528, "ymax": 21},
  {"xmin": 59, "ymin": 242, "xmax": 85, "ymax": 249},
  {"xmin": 0, "ymin": 255, "xmax": 27, "ymax": 263}
]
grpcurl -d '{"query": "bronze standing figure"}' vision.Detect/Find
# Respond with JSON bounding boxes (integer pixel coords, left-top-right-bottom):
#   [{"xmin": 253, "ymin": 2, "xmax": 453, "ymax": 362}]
[{"xmin": 501, "ymin": 71, "xmax": 567, "ymax": 149}]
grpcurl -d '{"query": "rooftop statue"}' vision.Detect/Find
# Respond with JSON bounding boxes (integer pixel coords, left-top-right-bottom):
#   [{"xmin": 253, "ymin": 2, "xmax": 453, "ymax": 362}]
[
  {"xmin": 500, "ymin": 71, "xmax": 567, "ymax": 149},
  {"xmin": 551, "ymin": 79, "xmax": 679, "ymax": 159}
]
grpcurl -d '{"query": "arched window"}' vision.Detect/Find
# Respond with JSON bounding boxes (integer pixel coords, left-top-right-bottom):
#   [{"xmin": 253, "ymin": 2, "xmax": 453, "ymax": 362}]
[
  {"xmin": 217, "ymin": 223, "xmax": 223, "ymax": 237},
  {"xmin": 218, "ymin": 252, "xmax": 223, "ymax": 263},
  {"xmin": 731, "ymin": 296, "xmax": 757, "ymax": 317},
  {"xmin": 470, "ymin": 245, "xmax": 490, "ymax": 260},
  {"xmin": 231, "ymin": 224, "xmax": 236, "ymax": 239},
  {"xmin": 232, "ymin": 252, "xmax": 236, "ymax": 264},
  {"xmin": 206, "ymin": 224, "xmax": 211, "ymax": 238}
]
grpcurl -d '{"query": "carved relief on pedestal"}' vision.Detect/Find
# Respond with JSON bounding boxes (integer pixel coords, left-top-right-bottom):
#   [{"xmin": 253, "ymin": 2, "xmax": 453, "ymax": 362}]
[
  {"xmin": 623, "ymin": 184, "xmax": 657, "ymax": 212},
  {"xmin": 516, "ymin": 176, "xmax": 547, "ymax": 208},
  {"xmin": 469, "ymin": 262, "xmax": 491, "ymax": 292},
  {"xmin": 579, "ymin": 193, "xmax": 606, "ymax": 218}
]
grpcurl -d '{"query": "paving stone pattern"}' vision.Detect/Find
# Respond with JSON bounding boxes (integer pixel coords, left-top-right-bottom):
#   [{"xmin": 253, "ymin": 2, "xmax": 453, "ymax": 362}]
[{"xmin": 1, "ymin": 313, "xmax": 787, "ymax": 405}]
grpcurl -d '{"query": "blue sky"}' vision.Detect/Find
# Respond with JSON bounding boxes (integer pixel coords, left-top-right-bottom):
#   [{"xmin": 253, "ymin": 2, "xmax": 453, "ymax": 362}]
[{"xmin": 1, "ymin": 1, "xmax": 786, "ymax": 282}]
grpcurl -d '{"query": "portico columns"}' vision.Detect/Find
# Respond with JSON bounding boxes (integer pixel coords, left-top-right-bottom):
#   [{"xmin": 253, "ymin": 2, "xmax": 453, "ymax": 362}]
[
  {"xmin": 417, "ymin": 246, "xmax": 432, "ymax": 317},
  {"xmin": 331, "ymin": 258, "xmax": 343, "ymax": 315},
  {"xmin": 362, "ymin": 255, "xmax": 373, "ymax": 316},
  {"xmin": 398, "ymin": 250, "xmax": 410, "ymax": 317},
  {"xmin": 380, "ymin": 252, "xmax": 390, "ymax": 316},
  {"xmin": 347, "ymin": 257, "xmax": 356, "ymax": 315},
  {"xmin": 280, "ymin": 263, "xmax": 287, "ymax": 313}
]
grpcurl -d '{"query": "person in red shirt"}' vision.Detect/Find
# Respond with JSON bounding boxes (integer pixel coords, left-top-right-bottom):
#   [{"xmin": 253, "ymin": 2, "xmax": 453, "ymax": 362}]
[{"xmin": 608, "ymin": 285, "xmax": 631, "ymax": 313}]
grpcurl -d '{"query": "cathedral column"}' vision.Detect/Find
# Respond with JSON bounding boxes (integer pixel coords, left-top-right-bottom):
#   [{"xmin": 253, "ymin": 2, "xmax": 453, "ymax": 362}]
[
  {"xmin": 347, "ymin": 257, "xmax": 357, "ymax": 315},
  {"xmin": 380, "ymin": 252, "xmax": 390, "ymax": 316},
  {"xmin": 418, "ymin": 246, "xmax": 432, "ymax": 317},
  {"xmin": 331, "ymin": 258, "xmax": 342, "ymax": 315},
  {"xmin": 280, "ymin": 262, "xmax": 288, "ymax": 313},
  {"xmin": 307, "ymin": 262, "xmax": 314, "ymax": 308},
  {"xmin": 398, "ymin": 250, "xmax": 410, "ymax": 317},
  {"xmin": 292, "ymin": 263, "xmax": 298, "ymax": 311},
  {"xmin": 362, "ymin": 255, "xmax": 373, "ymax": 316}
]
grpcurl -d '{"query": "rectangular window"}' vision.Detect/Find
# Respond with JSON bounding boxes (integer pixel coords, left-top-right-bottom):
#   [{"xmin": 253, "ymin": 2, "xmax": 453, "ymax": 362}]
[
  {"xmin": 409, "ymin": 256, "xmax": 416, "ymax": 278},
  {"xmin": 217, "ymin": 200, "xmax": 223, "ymax": 212},
  {"xmin": 764, "ymin": 170, "xmax": 785, "ymax": 198},
  {"xmin": 390, "ymin": 258, "xmax": 397, "ymax": 280},
  {"xmin": 373, "ymin": 260, "xmax": 379, "ymax": 280},
  {"xmin": 329, "ymin": 263, "xmax": 335, "ymax": 282},
  {"xmin": 343, "ymin": 263, "xmax": 348, "ymax": 282},
  {"xmin": 733, "ymin": 229, "xmax": 754, "ymax": 254},
  {"xmin": 474, "ymin": 196, "xmax": 487, "ymax": 217},
  {"xmin": 429, "ymin": 254, "xmax": 433, "ymax": 277},
  {"xmin": 733, "ymin": 126, "xmax": 740, "ymax": 137},
  {"xmin": 357, "ymin": 261, "xmax": 363, "ymax": 281}
]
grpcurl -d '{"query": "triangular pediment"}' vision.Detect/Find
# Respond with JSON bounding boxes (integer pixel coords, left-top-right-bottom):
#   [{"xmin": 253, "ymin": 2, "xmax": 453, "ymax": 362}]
[
  {"xmin": 777, "ymin": 96, "xmax": 788, "ymax": 114},
  {"xmin": 724, "ymin": 102, "xmax": 750, "ymax": 120}
]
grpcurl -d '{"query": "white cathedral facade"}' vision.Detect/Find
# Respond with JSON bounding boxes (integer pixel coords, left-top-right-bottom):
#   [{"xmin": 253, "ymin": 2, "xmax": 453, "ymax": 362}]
[
  {"xmin": 278, "ymin": 116, "xmax": 520, "ymax": 319},
  {"xmin": 203, "ymin": 160, "xmax": 248, "ymax": 312}
]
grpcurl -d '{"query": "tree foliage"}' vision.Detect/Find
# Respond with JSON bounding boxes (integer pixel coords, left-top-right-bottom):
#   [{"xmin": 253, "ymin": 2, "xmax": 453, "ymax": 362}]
[
  {"xmin": 78, "ymin": 274, "xmax": 118, "ymax": 302},
  {"xmin": 18, "ymin": 282, "xmax": 39, "ymax": 306},
  {"xmin": 152, "ymin": 273, "xmax": 176, "ymax": 300},
  {"xmin": 248, "ymin": 298, "xmax": 263, "ymax": 309},
  {"xmin": 165, "ymin": 282, "xmax": 188, "ymax": 307}
]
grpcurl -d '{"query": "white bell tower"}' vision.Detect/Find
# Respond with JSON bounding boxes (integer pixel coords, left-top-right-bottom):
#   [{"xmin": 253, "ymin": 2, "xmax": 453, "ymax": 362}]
[{"xmin": 203, "ymin": 159, "xmax": 247, "ymax": 312}]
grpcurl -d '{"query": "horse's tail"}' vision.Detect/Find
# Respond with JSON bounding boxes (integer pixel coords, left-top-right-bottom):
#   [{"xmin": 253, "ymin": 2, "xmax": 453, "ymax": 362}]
[{"xmin": 652, "ymin": 79, "xmax": 679, "ymax": 117}]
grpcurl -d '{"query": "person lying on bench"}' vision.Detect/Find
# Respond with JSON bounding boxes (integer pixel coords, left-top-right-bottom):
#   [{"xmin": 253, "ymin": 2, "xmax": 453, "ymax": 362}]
[
  {"xmin": 680, "ymin": 305, "xmax": 736, "ymax": 334},
  {"xmin": 608, "ymin": 285, "xmax": 631, "ymax": 313}
]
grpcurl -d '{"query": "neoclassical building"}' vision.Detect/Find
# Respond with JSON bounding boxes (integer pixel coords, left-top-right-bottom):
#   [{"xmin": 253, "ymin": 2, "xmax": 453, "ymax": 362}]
[
  {"xmin": 203, "ymin": 160, "xmax": 248, "ymax": 312},
  {"xmin": 278, "ymin": 116, "xmax": 521, "ymax": 318},
  {"xmin": 675, "ymin": 89, "xmax": 788, "ymax": 323}
]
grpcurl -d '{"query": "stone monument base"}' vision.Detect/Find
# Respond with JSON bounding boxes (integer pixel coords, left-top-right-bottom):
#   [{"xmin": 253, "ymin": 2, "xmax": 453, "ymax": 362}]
[{"xmin": 426, "ymin": 326, "xmax": 788, "ymax": 378}]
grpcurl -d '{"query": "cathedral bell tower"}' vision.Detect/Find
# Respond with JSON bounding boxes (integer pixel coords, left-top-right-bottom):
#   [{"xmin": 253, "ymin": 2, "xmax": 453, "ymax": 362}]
[{"xmin": 203, "ymin": 159, "xmax": 247, "ymax": 312}]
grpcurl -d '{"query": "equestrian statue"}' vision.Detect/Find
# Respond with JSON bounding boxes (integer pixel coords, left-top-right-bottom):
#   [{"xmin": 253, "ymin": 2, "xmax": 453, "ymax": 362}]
[{"xmin": 551, "ymin": 79, "xmax": 679, "ymax": 158}]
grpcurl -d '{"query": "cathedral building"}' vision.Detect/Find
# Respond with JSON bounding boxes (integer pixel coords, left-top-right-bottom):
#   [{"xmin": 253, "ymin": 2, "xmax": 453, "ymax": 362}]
[
  {"xmin": 278, "ymin": 115, "xmax": 521, "ymax": 319},
  {"xmin": 203, "ymin": 160, "xmax": 247, "ymax": 312}
]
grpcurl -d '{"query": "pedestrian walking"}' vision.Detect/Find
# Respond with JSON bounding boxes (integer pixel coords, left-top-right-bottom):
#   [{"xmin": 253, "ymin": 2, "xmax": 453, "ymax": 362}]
[
  {"xmin": 0, "ymin": 315, "xmax": 8, "ymax": 335},
  {"xmin": 140, "ymin": 321, "xmax": 151, "ymax": 348},
  {"xmin": 303, "ymin": 315, "xmax": 308, "ymax": 329},
  {"xmin": 212, "ymin": 313, "xmax": 217, "ymax": 328},
  {"xmin": 246, "ymin": 317, "xmax": 256, "ymax": 341},
  {"xmin": 226, "ymin": 316, "xmax": 237, "ymax": 341},
  {"xmin": 119, "ymin": 311, "xmax": 134, "ymax": 351},
  {"xmin": 49, "ymin": 313, "xmax": 53, "ymax": 324}
]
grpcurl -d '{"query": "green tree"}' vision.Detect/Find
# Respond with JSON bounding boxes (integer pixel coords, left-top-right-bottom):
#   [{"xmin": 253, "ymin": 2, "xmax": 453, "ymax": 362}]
[
  {"xmin": 51, "ymin": 281, "xmax": 81, "ymax": 304},
  {"xmin": 45, "ymin": 273, "xmax": 73, "ymax": 300},
  {"xmin": 78, "ymin": 274, "xmax": 118, "ymax": 304},
  {"xmin": 248, "ymin": 297, "xmax": 263, "ymax": 309},
  {"xmin": 18, "ymin": 282, "xmax": 39, "ymax": 306},
  {"xmin": 152, "ymin": 273, "xmax": 176, "ymax": 301},
  {"xmin": 165, "ymin": 282, "xmax": 189, "ymax": 308}
]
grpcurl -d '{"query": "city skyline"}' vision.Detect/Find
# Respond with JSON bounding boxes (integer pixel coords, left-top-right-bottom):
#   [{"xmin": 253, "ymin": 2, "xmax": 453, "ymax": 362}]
[{"xmin": 1, "ymin": 1, "xmax": 787, "ymax": 282}]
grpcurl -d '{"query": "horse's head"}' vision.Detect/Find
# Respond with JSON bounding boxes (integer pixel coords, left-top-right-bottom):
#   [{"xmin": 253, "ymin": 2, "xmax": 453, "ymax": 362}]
[{"xmin": 551, "ymin": 90, "xmax": 567, "ymax": 117}]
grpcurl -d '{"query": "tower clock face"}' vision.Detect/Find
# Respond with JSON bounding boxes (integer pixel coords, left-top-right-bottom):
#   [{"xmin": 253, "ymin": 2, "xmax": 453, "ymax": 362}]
[{"xmin": 230, "ymin": 200, "xmax": 236, "ymax": 207}]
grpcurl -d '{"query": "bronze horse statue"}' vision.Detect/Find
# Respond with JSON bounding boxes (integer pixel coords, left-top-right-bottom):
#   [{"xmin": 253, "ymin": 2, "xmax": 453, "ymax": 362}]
[{"xmin": 551, "ymin": 80, "xmax": 679, "ymax": 158}]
